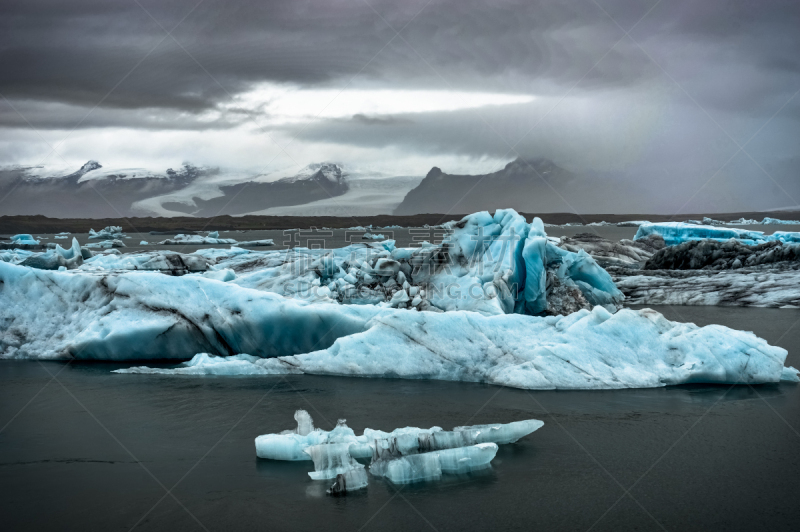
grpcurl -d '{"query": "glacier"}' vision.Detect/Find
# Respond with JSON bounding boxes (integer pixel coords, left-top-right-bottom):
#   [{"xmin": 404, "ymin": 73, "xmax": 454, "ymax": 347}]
[{"xmin": 252, "ymin": 411, "xmax": 542, "ymax": 494}]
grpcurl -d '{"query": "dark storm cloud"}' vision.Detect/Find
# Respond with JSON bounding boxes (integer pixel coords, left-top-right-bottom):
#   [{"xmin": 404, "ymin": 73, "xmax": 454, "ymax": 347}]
[
  {"xmin": 2, "ymin": 0, "xmax": 798, "ymax": 124},
  {"xmin": 0, "ymin": 0, "xmax": 799, "ymax": 213},
  {"xmin": 0, "ymin": 1, "xmax": 684, "ymax": 120}
]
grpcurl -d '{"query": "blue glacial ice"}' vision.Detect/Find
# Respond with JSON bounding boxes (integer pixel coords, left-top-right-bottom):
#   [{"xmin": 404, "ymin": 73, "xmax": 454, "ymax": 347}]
[
  {"xmin": 2, "ymin": 209, "xmax": 622, "ymax": 318},
  {"xmin": 2, "ymin": 257, "xmax": 796, "ymax": 387},
  {"xmin": 635, "ymin": 222, "xmax": 800, "ymax": 246},
  {"xmin": 11, "ymin": 234, "xmax": 40, "ymax": 245},
  {"xmin": 17, "ymin": 238, "xmax": 88, "ymax": 270},
  {"xmin": 361, "ymin": 233, "xmax": 385, "ymax": 240}
]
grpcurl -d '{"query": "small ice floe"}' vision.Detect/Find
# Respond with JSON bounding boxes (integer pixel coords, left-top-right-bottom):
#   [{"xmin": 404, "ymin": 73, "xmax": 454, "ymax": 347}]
[
  {"xmin": 89, "ymin": 226, "xmax": 126, "ymax": 240},
  {"xmin": 254, "ymin": 410, "xmax": 543, "ymax": 495}
]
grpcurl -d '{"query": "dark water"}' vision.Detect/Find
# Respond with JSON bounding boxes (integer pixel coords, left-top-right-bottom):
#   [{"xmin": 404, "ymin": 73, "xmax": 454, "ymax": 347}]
[{"xmin": 1, "ymin": 306, "xmax": 799, "ymax": 531}]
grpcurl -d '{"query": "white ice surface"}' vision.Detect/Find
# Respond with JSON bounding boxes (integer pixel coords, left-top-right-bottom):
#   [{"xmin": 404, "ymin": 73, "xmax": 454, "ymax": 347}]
[
  {"xmin": 157, "ymin": 233, "xmax": 237, "ymax": 245},
  {"xmin": 376, "ymin": 443, "xmax": 498, "ymax": 484},
  {"xmin": 108, "ymin": 308, "xmax": 793, "ymax": 389}
]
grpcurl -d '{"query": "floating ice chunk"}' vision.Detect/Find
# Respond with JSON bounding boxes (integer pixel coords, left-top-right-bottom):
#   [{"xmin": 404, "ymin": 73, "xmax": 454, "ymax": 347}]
[
  {"xmin": 634, "ymin": 222, "xmax": 800, "ymax": 247},
  {"xmin": 295, "ymin": 409, "xmax": 315, "ymax": 436},
  {"xmin": 327, "ymin": 468, "xmax": 369, "ymax": 495},
  {"xmin": 19, "ymin": 238, "xmax": 85, "ymax": 270},
  {"xmin": 256, "ymin": 307, "xmax": 790, "ymax": 389},
  {"xmin": 116, "ymin": 354, "xmax": 271, "ymax": 375},
  {"xmin": 616, "ymin": 220, "xmax": 650, "ymax": 227},
  {"xmin": 635, "ymin": 222, "xmax": 767, "ymax": 246},
  {"xmin": 781, "ymin": 366, "xmax": 800, "ymax": 382},
  {"xmin": 761, "ymin": 217, "xmax": 800, "ymax": 225},
  {"xmin": 80, "ymin": 250, "xmax": 210, "ymax": 273},
  {"xmin": 139, "ymin": 240, "xmax": 149, "ymax": 245},
  {"xmin": 11, "ymin": 234, "xmax": 40, "ymax": 245},
  {"xmin": 89, "ymin": 226, "xmax": 125, "ymax": 240},
  {"xmin": 54, "ymin": 235, "xmax": 68, "ymax": 239},
  {"xmin": 377, "ymin": 444, "xmax": 498, "ymax": 484},
  {"xmin": 613, "ymin": 268, "xmax": 800, "ymax": 308},
  {"xmin": 305, "ymin": 442, "xmax": 366, "ymax": 480},
  {"xmin": 85, "ymin": 239, "xmax": 126, "ymax": 249},
  {"xmin": 362, "ymin": 233, "xmax": 385, "ymax": 240},
  {"xmin": 453, "ymin": 419, "xmax": 545, "ymax": 445},
  {"xmin": 157, "ymin": 233, "xmax": 237, "ymax": 245},
  {"xmin": 254, "ymin": 413, "xmax": 359, "ymax": 461}
]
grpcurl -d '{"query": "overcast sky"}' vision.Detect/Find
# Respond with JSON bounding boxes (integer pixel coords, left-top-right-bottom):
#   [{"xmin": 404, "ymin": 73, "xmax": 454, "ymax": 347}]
[{"xmin": 1, "ymin": 0, "xmax": 798, "ymax": 213}]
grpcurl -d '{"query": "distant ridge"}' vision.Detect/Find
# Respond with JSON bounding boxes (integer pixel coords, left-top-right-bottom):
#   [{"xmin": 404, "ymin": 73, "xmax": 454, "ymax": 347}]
[{"xmin": 394, "ymin": 157, "xmax": 574, "ymax": 215}]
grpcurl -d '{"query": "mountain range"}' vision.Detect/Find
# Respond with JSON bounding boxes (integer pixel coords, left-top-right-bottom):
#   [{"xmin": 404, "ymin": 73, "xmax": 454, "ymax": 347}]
[{"xmin": 1, "ymin": 157, "xmax": 589, "ymax": 218}]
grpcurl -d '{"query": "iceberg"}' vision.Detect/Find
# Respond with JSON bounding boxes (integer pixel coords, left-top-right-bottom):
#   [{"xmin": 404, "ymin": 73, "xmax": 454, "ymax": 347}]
[
  {"xmin": 2, "ymin": 259, "xmax": 793, "ymax": 387},
  {"xmin": 250, "ymin": 410, "xmax": 542, "ymax": 464},
  {"xmin": 19, "ymin": 238, "xmax": 88, "ymax": 270},
  {"xmin": 88, "ymin": 226, "xmax": 125, "ymax": 240},
  {"xmin": 85, "ymin": 239, "xmax": 126, "ymax": 249},
  {"xmin": 157, "ymin": 232, "xmax": 238, "ymax": 245},
  {"xmin": 635, "ymin": 222, "xmax": 768, "ymax": 246},
  {"xmin": 374, "ymin": 443, "xmax": 498, "ymax": 484},
  {"xmin": 644, "ymin": 239, "xmax": 800, "ymax": 271},
  {"xmin": 327, "ymin": 468, "xmax": 369, "ymax": 496},
  {"xmin": 634, "ymin": 222, "xmax": 800, "ymax": 247},
  {"xmin": 251, "ymin": 306, "xmax": 792, "ymax": 389},
  {"xmin": 176, "ymin": 209, "xmax": 623, "ymax": 317},
  {"xmin": 305, "ymin": 442, "xmax": 366, "ymax": 480},
  {"xmin": 761, "ymin": 217, "xmax": 800, "ymax": 225},
  {"xmin": 79, "ymin": 250, "xmax": 211, "ymax": 273},
  {"xmin": 10, "ymin": 234, "xmax": 40, "ymax": 245},
  {"xmin": 612, "ymin": 268, "xmax": 800, "ymax": 309},
  {"xmin": 361, "ymin": 233, "xmax": 385, "ymax": 240},
  {"xmin": 253, "ymin": 411, "xmax": 541, "ymax": 494}
]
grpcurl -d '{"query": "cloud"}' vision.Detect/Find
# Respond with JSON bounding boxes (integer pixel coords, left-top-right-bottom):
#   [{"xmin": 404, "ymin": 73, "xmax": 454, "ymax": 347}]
[{"xmin": 0, "ymin": 0, "xmax": 799, "ymax": 213}]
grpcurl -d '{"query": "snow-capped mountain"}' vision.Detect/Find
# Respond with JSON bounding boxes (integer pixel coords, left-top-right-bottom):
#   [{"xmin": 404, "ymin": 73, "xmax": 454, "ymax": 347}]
[
  {"xmin": 0, "ymin": 161, "xmax": 202, "ymax": 218},
  {"xmin": 183, "ymin": 162, "xmax": 351, "ymax": 217},
  {"xmin": 277, "ymin": 162, "xmax": 345, "ymax": 184}
]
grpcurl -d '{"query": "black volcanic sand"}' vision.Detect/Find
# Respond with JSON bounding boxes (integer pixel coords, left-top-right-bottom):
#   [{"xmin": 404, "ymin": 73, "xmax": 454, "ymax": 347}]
[
  {"xmin": 1, "ymin": 306, "xmax": 799, "ymax": 531},
  {"xmin": 2, "ymin": 210, "xmax": 799, "ymax": 234}
]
